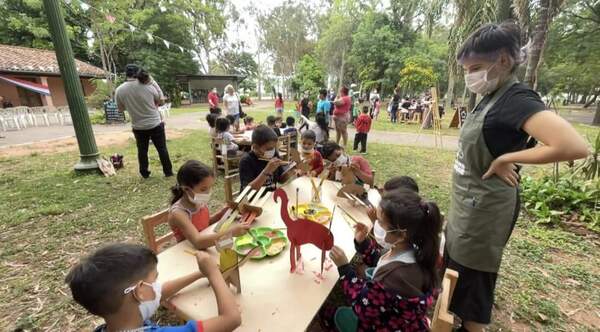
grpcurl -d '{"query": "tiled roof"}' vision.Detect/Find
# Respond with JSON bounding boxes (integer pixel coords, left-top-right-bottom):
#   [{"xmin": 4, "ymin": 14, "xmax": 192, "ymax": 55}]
[{"xmin": 0, "ymin": 44, "xmax": 105, "ymax": 78}]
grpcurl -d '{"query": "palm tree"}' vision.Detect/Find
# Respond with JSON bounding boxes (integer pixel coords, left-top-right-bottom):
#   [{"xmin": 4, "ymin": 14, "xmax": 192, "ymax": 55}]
[{"xmin": 523, "ymin": 0, "xmax": 565, "ymax": 89}]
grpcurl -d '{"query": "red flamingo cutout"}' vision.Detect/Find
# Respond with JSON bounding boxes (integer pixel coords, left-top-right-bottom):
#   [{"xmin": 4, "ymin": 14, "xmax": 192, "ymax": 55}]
[{"xmin": 273, "ymin": 188, "xmax": 334, "ymax": 273}]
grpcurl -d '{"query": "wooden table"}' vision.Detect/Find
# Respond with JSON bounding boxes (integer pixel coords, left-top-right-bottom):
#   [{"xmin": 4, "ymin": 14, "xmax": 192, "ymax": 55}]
[
  {"xmin": 233, "ymin": 130, "xmax": 252, "ymax": 146},
  {"xmin": 157, "ymin": 177, "xmax": 380, "ymax": 331}
]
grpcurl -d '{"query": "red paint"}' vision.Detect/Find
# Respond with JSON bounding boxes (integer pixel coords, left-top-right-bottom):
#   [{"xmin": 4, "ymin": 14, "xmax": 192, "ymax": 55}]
[{"xmin": 273, "ymin": 189, "xmax": 334, "ymax": 273}]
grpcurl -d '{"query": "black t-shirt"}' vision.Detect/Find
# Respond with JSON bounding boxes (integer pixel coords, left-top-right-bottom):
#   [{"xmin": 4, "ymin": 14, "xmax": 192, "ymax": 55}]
[
  {"xmin": 239, "ymin": 151, "xmax": 285, "ymax": 191},
  {"xmin": 474, "ymin": 83, "xmax": 546, "ymax": 158}
]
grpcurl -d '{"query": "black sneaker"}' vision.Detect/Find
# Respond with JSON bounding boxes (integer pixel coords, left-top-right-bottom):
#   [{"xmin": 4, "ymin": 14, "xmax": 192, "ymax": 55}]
[
  {"xmin": 165, "ymin": 172, "xmax": 174, "ymax": 177},
  {"xmin": 141, "ymin": 171, "xmax": 151, "ymax": 179}
]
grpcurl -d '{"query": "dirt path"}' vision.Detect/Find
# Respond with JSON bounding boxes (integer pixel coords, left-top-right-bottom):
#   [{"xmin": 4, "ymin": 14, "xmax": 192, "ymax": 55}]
[{"xmin": 0, "ymin": 111, "xmax": 457, "ymax": 157}]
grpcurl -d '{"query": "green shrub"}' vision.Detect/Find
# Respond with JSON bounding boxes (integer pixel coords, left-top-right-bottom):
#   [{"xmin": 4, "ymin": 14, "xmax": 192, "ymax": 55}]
[{"xmin": 521, "ymin": 174, "xmax": 599, "ymax": 232}]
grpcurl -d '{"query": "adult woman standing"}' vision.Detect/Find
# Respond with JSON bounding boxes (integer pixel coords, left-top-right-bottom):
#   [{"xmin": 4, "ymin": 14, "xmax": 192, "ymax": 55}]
[
  {"xmin": 222, "ymin": 84, "xmax": 240, "ymax": 130},
  {"xmin": 333, "ymin": 86, "xmax": 351, "ymax": 146},
  {"xmin": 445, "ymin": 22, "xmax": 588, "ymax": 332}
]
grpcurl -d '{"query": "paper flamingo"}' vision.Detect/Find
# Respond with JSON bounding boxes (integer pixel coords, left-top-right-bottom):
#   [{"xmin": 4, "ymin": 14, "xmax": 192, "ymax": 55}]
[{"xmin": 273, "ymin": 188, "xmax": 334, "ymax": 273}]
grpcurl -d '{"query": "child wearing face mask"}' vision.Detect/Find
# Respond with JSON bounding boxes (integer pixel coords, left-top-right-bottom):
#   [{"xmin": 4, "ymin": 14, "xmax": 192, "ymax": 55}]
[
  {"xmin": 239, "ymin": 125, "xmax": 294, "ymax": 191},
  {"xmin": 298, "ymin": 130, "xmax": 324, "ymax": 176},
  {"xmin": 168, "ymin": 160, "xmax": 250, "ymax": 249},
  {"xmin": 321, "ymin": 141, "xmax": 373, "ymax": 186},
  {"xmin": 324, "ymin": 189, "xmax": 443, "ymax": 331},
  {"xmin": 66, "ymin": 243, "xmax": 242, "ymax": 332}
]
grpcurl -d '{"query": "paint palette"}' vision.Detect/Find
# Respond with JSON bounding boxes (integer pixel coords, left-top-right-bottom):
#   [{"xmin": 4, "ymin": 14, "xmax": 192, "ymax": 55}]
[
  {"xmin": 233, "ymin": 227, "xmax": 288, "ymax": 260},
  {"xmin": 292, "ymin": 203, "xmax": 332, "ymax": 224}
]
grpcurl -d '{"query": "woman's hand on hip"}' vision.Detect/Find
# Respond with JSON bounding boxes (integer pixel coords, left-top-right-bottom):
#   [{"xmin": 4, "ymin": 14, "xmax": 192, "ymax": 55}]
[{"xmin": 482, "ymin": 156, "xmax": 519, "ymax": 187}]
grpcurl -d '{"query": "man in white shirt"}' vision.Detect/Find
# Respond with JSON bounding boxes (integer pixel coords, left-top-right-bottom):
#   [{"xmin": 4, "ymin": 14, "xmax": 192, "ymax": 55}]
[{"xmin": 115, "ymin": 64, "xmax": 173, "ymax": 178}]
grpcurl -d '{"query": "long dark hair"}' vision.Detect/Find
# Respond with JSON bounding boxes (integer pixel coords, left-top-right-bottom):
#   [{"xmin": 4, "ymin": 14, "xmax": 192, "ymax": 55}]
[
  {"xmin": 379, "ymin": 189, "xmax": 443, "ymax": 291},
  {"xmin": 170, "ymin": 160, "xmax": 214, "ymax": 205},
  {"xmin": 136, "ymin": 67, "xmax": 150, "ymax": 84},
  {"xmin": 315, "ymin": 112, "xmax": 329, "ymax": 140}
]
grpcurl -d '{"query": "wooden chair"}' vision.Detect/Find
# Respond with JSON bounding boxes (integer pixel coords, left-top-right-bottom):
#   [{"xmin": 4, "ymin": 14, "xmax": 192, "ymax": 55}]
[
  {"xmin": 224, "ymin": 173, "xmax": 241, "ymax": 204},
  {"xmin": 430, "ymin": 269, "xmax": 459, "ymax": 332},
  {"xmin": 410, "ymin": 111, "xmax": 422, "ymax": 124},
  {"xmin": 211, "ymin": 137, "xmax": 241, "ymax": 176},
  {"xmin": 141, "ymin": 209, "xmax": 175, "ymax": 254},
  {"xmin": 277, "ymin": 135, "xmax": 291, "ymax": 161}
]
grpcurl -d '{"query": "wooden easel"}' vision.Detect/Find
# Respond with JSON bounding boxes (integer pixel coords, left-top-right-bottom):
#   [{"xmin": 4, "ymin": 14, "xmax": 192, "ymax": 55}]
[{"xmin": 415, "ymin": 86, "xmax": 443, "ymax": 149}]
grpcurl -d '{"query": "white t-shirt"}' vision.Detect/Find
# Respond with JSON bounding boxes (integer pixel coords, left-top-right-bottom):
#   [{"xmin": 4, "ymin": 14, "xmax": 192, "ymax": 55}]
[
  {"xmin": 223, "ymin": 94, "xmax": 240, "ymax": 116},
  {"xmin": 309, "ymin": 122, "xmax": 327, "ymax": 144}
]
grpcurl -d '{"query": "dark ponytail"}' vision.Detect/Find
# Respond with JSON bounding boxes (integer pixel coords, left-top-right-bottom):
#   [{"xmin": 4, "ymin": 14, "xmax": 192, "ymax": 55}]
[
  {"xmin": 136, "ymin": 67, "xmax": 150, "ymax": 84},
  {"xmin": 170, "ymin": 160, "xmax": 214, "ymax": 205},
  {"xmin": 380, "ymin": 189, "xmax": 443, "ymax": 291}
]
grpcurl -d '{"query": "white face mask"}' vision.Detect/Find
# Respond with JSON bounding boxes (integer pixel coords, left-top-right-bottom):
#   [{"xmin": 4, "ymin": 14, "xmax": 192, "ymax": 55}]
[
  {"xmin": 464, "ymin": 62, "xmax": 499, "ymax": 95},
  {"xmin": 301, "ymin": 146, "xmax": 314, "ymax": 154},
  {"xmin": 189, "ymin": 191, "xmax": 211, "ymax": 206},
  {"xmin": 263, "ymin": 148, "xmax": 276, "ymax": 159},
  {"xmin": 373, "ymin": 220, "xmax": 402, "ymax": 250},
  {"xmin": 124, "ymin": 281, "xmax": 162, "ymax": 321},
  {"xmin": 334, "ymin": 153, "xmax": 349, "ymax": 167}
]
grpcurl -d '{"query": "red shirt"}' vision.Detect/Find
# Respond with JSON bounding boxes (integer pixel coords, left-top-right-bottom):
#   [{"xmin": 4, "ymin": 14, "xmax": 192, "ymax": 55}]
[
  {"xmin": 333, "ymin": 95, "xmax": 351, "ymax": 117},
  {"xmin": 275, "ymin": 98, "xmax": 284, "ymax": 108},
  {"xmin": 354, "ymin": 114, "xmax": 372, "ymax": 133},
  {"xmin": 351, "ymin": 155, "xmax": 372, "ymax": 175},
  {"xmin": 208, "ymin": 92, "xmax": 219, "ymax": 107},
  {"xmin": 308, "ymin": 150, "xmax": 324, "ymax": 175},
  {"xmin": 170, "ymin": 206, "xmax": 210, "ymax": 242}
]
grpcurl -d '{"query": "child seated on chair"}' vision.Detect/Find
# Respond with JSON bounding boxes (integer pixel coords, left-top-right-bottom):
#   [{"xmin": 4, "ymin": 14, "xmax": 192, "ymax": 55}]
[
  {"xmin": 226, "ymin": 114, "xmax": 244, "ymax": 134},
  {"xmin": 239, "ymin": 125, "xmax": 294, "ymax": 191},
  {"xmin": 168, "ymin": 160, "xmax": 249, "ymax": 249},
  {"xmin": 65, "ymin": 243, "xmax": 242, "ymax": 332},
  {"xmin": 242, "ymin": 116, "xmax": 256, "ymax": 131},
  {"xmin": 206, "ymin": 113, "xmax": 218, "ymax": 138},
  {"xmin": 216, "ymin": 117, "xmax": 242, "ymax": 158},
  {"xmin": 321, "ymin": 141, "xmax": 373, "ymax": 186},
  {"xmin": 283, "ymin": 116, "xmax": 298, "ymax": 148},
  {"xmin": 266, "ymin": 115, "xmax": 282, "ymax": 137},
  {"xmin": 322, "ymin": 189, "xmax": 441, "ymax": 331},
  {"xmin": 297, "ymin": 130, "xmax": 324, "ymax": 176}
]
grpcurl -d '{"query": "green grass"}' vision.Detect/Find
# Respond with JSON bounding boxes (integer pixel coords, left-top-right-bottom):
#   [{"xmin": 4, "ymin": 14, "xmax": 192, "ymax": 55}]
[{"xmin": 1, "ymin": 130, "xmax": 598, "ymax": 331}]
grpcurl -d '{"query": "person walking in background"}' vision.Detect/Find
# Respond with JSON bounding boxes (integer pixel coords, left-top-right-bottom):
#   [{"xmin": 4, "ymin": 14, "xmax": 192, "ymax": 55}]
[
  {"xmin": 390, "ymin": 88, "xmax": 401, "ymax": 123},
  {"xmin": 373, "ymin": 97, "xmax": 381, "ymax": 120},
  {"xmin": 353, "ymin": 106, "xmax": 372, "ymax": 154},
  {"xmin": 208, "ymin": 87, "xmax": 220, "ymax": 114},
  {"xmin": 316, "ymin": 89, "xmax": 332, "ymax": 124},
  {"xmin": 222, "ymin": 84, "xmax": 240, "ymax": 131},
  {"xmin": 300, "ymin": 92, "xmax": 311, "ymax": 119},
  {"xmin": 275, "ymin": 92, "xmax": 284, "ymax": 116},
  {"xmin": 333, "ymin": 86, "xmax": 351, "ymax": 147},
  {"xmin": 116, "ymin": 64, "xmax": 173, "ymax": 178},
  {"xmin": 369, "ymin": 88, "xmax": 380, "ymax": 118}
]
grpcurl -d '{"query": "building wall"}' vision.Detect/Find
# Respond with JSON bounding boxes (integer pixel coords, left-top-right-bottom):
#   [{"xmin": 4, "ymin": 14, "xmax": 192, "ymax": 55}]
[
  {"xmin": 0, "ymin": 75, "xmax": 97, "ymax": 107},
  {"xmin": 0, "ymin": 79, "xmax": 22, "ymax": 106}
]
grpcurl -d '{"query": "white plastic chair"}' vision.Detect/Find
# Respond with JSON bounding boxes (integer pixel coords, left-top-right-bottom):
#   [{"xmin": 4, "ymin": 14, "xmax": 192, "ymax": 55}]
[
  {"xmin": 164, "ymin": 102, "xmax": 171, "ymax": 117},
  {"xmin": 11, "ymin": 107, "xmax": 30, "ymax": 128},
  {"xmin": 45, "ymin": 106, "xmax": 63, "ymax": 125},
  {"xmin": 0, "ymin": 108, "xmax": 22, "ymax": 131},
  {"xmin": 29, "ymin": 106, "xmax": 50, "ymax": 127},
  {"xmin": 57, "ymin": 106, "xmax": 72, "ymax": 125}
]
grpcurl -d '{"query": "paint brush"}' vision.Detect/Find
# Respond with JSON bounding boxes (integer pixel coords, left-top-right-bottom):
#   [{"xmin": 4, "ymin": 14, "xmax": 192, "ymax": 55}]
[
  {"xmin": 295, "ymin": 187, "xmax": 299, "ymax": 217},
  {"xmin": 328, "ymin": 205, "xmax": 336, "ymax": 233}
]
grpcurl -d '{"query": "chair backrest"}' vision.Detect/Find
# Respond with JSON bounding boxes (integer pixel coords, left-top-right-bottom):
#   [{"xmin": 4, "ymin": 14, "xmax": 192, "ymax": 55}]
[
  {"xmin": 211, "ymin": 137, "xmax": 239, "ymax": 175},
  {"xmin": 224, "ymin": 173, "xmax": 241, "ymax": 204},
  {"xmin": 277, "ymin": 135, "xmax": 291, "ymax": 161},
  {"xmin": 141, "ymin": 209, "xmax": 174, "ymax": 254},
  {"xmin": 430, "ymin": 268, "xmax": 459, "ymax": 332}
]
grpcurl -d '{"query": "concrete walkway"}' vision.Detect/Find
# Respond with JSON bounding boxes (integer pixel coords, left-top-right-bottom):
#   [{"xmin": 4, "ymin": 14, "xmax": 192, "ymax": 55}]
[{"xmin": 0, "ymin": 111, "xmax": 458, "ymax": 151}]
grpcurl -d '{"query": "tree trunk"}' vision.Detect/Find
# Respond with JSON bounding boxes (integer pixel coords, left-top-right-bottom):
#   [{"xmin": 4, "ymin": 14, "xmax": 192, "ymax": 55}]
[
  {"xmin": 444, "ymin": 70, "xmax": 455, "ymax": 114},
  {"xmin": 593, "ymin": 102, "xmax": 600, "ymax": 126},
  {"xmin": 524, "ymin": 0, "xmax": 551, "ymax": 88},
  {"xmin": 468, "ymin": 92, "xmax": 477, "ymax": 111},
  {"xmin": 584, "ymin": 92, "xmax": 599, "ymax": 108},
  {"xmin": 339, "ymin": 48, "xmax": 346, "ymax": 91}
]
